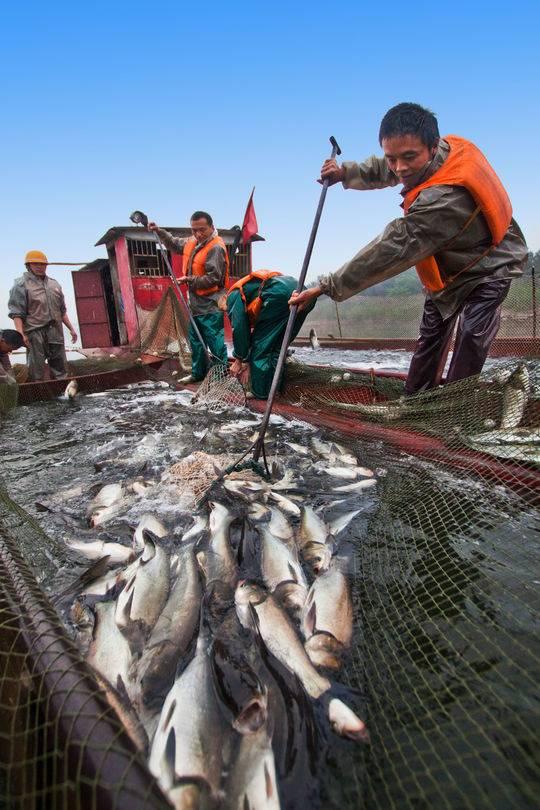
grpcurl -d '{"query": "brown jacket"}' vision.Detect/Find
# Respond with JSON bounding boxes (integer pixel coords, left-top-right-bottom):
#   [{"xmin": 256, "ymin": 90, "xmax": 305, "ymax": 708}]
[{"xmin": 319, "ymin": 139, "xmax": 528, "ymax": 318}]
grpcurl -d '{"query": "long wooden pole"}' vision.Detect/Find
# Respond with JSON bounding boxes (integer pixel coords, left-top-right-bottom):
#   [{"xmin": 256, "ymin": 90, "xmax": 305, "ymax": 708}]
[{"xmin": 253, "ymin": 136, "xmax": 341, "ymax": 463}]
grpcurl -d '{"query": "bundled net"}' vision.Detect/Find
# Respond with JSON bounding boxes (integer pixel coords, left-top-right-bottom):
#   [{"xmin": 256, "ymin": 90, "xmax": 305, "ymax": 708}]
[{"xmin": 192, "ymin": 364, "xmax": 247, "ymax": 410}]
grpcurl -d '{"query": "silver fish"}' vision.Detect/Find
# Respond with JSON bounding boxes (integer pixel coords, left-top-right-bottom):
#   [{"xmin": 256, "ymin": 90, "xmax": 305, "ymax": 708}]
[
  {"xmin": 268, "ymin": 491, "xmax": 300, "ymax": 517},
  {"xmin": 133, "ymin": 513, "xmax": 167, "ymax": 552},
  {"xmin": 66, "ymin": 539, "xmax": 134, "ymax": 566},
  {"xmin": 64, "ymin": 379, "xmax": 78, "ymax": 400},
  {"xmin": 500, "ymin": 363, "xmax": 530, "ymax": 429},
  {"xmin": 328, "ymin": 509, "xmax": 361, "ymax": 537},
  {"xmin": 268, "ymin": 507, "xmax": 294, "ymax": 544},
  {"xmin": 259, "ymin": 527, "xmax": 308, "ymax": 616},
  {"xmin": 88, "ymin": 482, "xmax": 124, "ymax": 510},
  {"xmin": 320, "ymin": 466, "xmax": 361, "ymax": 480},
  {"xmin": 285, "ymin": 441, "xmax": 310, "ymax": 456},
  {"xmin": 248, "ymin": 502, "xmax": 272, "ymax": 522},
  {"xmin": 136, "ymin": 543, "xmax": 201, "ymax": 706},
  {"xmin": 181, "ymin": 513, "xmax": 208, "ymax": 543},
  {"xmin": 115, "ymin": 530, "xmax": 170, "ymax": 648},
  {"xmin": 207, "ymin": 501, "xmax": 238, "ymax": 588},
  {"xmin": 87, "ymin": 600, "xmax": 133, "ymax": 693},
  {"xmin": 225, "ymin": 723, "xmax": 281, "ymax": 809},
  {"xmin": 333, "ymin": 478, "xmax": 377, "ymax": 493},
  {"xmin": 235, "ymin": 581, "xmax": 330, "ymax": 699},
  {"xmin": 302, "ymin": 566, "xmax": 353, "ymax": 670},
  {"xmin": 223, "ymin": 479, "xmax": 270, "ymax": 503},
  {"xmin": 149, "ymin": 630, "xmax": 232, "ymax": 809},
  {"xmin": 298, "ymin": 506, "xmax": 334, "ymax": 574},
  {"xmin": 309, "ymin": 328, "xmax": 320, "ymax": 351}
]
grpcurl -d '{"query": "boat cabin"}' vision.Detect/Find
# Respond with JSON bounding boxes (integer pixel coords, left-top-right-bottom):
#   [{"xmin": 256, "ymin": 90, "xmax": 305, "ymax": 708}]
[{"xmin": 72, "ymin": 225, "xmax": 262, "ymax": 348}]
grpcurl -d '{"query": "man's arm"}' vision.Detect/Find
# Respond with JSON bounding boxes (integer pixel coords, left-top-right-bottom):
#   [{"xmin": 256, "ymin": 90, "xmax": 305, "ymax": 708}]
[
  {"xmin": 291, "ymin": 186, "xmax": 464, "ymax": 307},
  {"xmin": 62, "ymin": 313, "xmax": 78, "ymax": 343},
  {"xmin": 153, "ymin": 226, "xmax": 186, "ymax": 254},
  {"xmin": 187, "ymin": 245, "xmax": 227, "ymax": 292},
  {"xmin": 321, "ymin": 155, "xmax": 399, "ymax": 190},
  {"xmin": 8, "ymin": 281, "xmax": 30, "ymax": 348},
  {"xmin": 227, "ymin": 290, "xmax": 251, "ymax": 361}
]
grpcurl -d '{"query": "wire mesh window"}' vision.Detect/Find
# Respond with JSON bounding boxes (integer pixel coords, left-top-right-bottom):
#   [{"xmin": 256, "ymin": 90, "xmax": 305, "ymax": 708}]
[
  {"xmin": 127, "ymin": 239, "xmax": 170, "ymax": 277},
  {"xmin": 228, "ymin": 247, "xmax": 250, "ymax": 279}
]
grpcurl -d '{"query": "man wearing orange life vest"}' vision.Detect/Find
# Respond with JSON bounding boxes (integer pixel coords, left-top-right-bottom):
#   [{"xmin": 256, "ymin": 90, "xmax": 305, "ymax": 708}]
[
  {"xmin": 290, "ymin": 103, "xmax": 528, "ymax": 394},
  {"xmin": 148, "ymin": 211, "xmax": 229, "ymax": 383},
  {"xmin": 220, "ymin": 271, "xmax": 315, "ymax": 399}
]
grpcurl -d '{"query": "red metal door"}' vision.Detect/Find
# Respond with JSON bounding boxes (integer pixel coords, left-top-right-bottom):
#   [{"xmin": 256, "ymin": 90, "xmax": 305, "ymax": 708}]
[{"xmin": 72, "ymin": 269, "xmax": 113, "ymax": 348}]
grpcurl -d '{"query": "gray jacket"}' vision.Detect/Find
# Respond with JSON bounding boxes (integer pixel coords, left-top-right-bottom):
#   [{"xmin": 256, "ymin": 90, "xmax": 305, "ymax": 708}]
[
  {"xmin": 319, "ymin": 138, "xmax": 528, "ymax": 318},
  {"xmin": 157, "ymin": 228, "xmax": 227, "ymax": 316},
  {"xmin": 8, "ymin": 271, "xmax": 67, "ymax": 341}
]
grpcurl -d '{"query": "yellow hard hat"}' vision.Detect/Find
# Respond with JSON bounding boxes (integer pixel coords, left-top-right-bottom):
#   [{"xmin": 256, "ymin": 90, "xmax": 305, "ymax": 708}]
[{"xmin": 25, "ymin": 250, "xmax": 48, "ymax": 265}]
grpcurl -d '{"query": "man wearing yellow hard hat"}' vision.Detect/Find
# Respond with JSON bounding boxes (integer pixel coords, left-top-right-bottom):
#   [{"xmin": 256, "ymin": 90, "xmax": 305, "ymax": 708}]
[{"xmin": 7, "ymin": 250, "xmax": 78, "ymax": 382}]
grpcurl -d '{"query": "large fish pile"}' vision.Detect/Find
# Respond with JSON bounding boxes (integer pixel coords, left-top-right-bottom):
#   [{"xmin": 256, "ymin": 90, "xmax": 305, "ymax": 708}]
[{"xmin": 56, "ymin": 433, "xmax": 377, "ymax": 809}]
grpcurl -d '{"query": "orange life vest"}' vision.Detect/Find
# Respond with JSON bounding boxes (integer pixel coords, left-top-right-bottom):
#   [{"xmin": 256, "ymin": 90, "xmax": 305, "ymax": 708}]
[
  {"xmin": 227, "ymin": 269, "xmax": 283, "ymax": 327},
  {"xmin": 183, "ymin": 235, "xmax": 230, "ymax": 296},
  {"xmin": 402, "ymin": 135, "xmax": 512, "ymax": 292}
]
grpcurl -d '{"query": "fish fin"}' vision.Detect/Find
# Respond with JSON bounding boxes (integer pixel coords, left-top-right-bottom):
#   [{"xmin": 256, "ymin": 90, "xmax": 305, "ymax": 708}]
[
  {"xmin": 51, "ymin": 555, "xmax": 112, "ymax": 606},
  {"xmin": 115, "ymin": 675, "xmax": 130, "ymax": 704},
  {"xmin": 264, "ymin": 761, "xmax": 274, "ymax": 799},
  {"xmin": 287, "ymin": 561, "xmax": 299, "ymax": 584},
  {"xmin": 305, "ymin": 601, "xmax": 317, "ymax": 636},
  {"xmin": 237, "ymin": 518, "xmax": 246, "ymax": 566},
  {"xmin": 243, "ymin": 796, "xmax": 251, "ymax": 810},
  {"xmin": 163, "ymin": 727, "xmax": 177, "ymax": 789}
]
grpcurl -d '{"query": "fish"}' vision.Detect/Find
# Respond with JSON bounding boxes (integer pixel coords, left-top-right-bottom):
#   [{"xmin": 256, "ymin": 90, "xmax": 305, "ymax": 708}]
[
  {"xmin": 271, "ymin": 468, "xmax": 301, "ymax": 491},
  {"xmin": 268, "ymin": 507, "xmax": 294, "ymax": 544},
  {"xmin": 309, "ymin": 328, "xmax": 320, "ymax": 351},
  {"xmin": 333, "ymin": 478, "xmax": 377, "ymax": 493},
  {"xmin": 64, "ymin": 379, "xmax": 78, "ymax": 400},
  {"xmin": 92, "ymin": 668, "xmax": 148, "ymax": 754},
  {"xmin": 331, "ymin": 400, "xmax": 404, "ymax": 421},
  {"xmin": 259, "ymin": 526, "xmax": 308, "ymax": 616},
  {"xmin": 148, "ymin": 626, "xmax": 233, "ymax": 809},
  {"xmin": 500, "ymin": 363, "xmax": 530, "ymax": 429},
  {"xmin": 209, "ymin": 594, "xmax": 268, "ymax": 736},
  {"xmin": 235, "ymin": 581, "xmax": 330, "ymax": 700},
  {"xmin": 320, "ymin": 466, "xmax": 361, "ymax": 480},
  {"xmin": 132, "ymin": 513, "xmax": 168, "ymax": 552},
  {"xmin": 248, "ymin": 502, "xmax": 272, "ymax": 522},
  {"xmin": 235, "ymin": 581, "xmax": 368, "ymax": 742},
  {"xmin": 268, "ymin": 491, "xmax": 301, "ymax": 518},
  {"xmin": 298, "ymin": 506, "xmax": 334, "ymax": 574},
  {"xmin": 181, "ymin": 513, "xmax": 208, "ymax": 543},
  {"xmin": 87, "ymin": 600, "xmax": 133, "ymax": 694},
  {"xmin": 224, "ymin": 723, "xmax": 281, "ymax": 810},
  {"xmin": 70, "ymin": 598, "xmax": 96, "ymax": 656},
  {"xmin": 87, "ymin": 483, "xmax": 125, "ymax": 527},
  {"xmin": 223, "ymin": 479, "xmax": 270, "ymax": 503},
  {"xmin": 285, "ymin": 441, "xmax": 310, "ymax": 456},
  {"xmin": 301, "ymin": 565, "xmax": 353, "ymax": 670},
  {"xmin": 115, "ymin": 530, "xmax": 170, "ymax": 648},
  {"xmin": 328, "ymin": 508, "xmax": 361, "ymax": 537},
  {"xmin": 66, "ymin": 539, "xmax": 134, "ymax": 566},
  {"xmin": 129, "ymin": 478, "xmax": 155, "ymax": 496},
  {"xmin": 206, "ymin": 501, "xmax": 238, "ymax": 589},
  {"xmin": 310, "ymin": 436, "xmax": 335, "ymax": 458},
  {"xmin": 135, "ymin": 542, "xmax": 201, "ymax": 707}
]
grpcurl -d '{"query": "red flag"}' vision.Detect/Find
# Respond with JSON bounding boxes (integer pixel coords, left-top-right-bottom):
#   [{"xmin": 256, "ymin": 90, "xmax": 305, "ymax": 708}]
[{"xmin": 242, "ymin": 188, "xmax": 258, "ymax": 245}]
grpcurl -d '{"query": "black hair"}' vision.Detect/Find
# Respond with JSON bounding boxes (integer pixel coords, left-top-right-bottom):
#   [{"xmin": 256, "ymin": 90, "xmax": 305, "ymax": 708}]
[
  {"xmin": 0, "ymin": 329, "xmax": 24, "ymax": 349},
  {"xmin": 190, "ymin": 211, "xmax": 213, "ymax": 227},
  {"xmin": 379, "ymin": 103, "xmax": 439, "ymax": 150}
]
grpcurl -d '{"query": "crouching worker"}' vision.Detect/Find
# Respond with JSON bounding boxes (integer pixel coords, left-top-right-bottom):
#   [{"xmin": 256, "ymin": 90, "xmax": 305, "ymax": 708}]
[
  {"xmin": 0, "ymin": 329, "xmax": 24, "ymax": 382},
  {"xmin": 220, "ymin": 271, "xmax": 316, "ymax": 399}
]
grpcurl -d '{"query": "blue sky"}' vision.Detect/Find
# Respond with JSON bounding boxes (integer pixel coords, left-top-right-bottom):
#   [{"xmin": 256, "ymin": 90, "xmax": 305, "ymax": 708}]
[{"xmin": 1, "ymin": 0, "xmax": 538, "ymax": 333}]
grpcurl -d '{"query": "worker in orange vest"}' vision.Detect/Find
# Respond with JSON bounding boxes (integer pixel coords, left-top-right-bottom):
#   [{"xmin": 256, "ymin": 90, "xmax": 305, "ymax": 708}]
[
  {"xmin": 290, "ymin": 103, "xmax": 528, "ymax": 394},
  {"xmin": 220, "ymin": 271, "xmax": 315, "ymax": 399},
  {"xmin": 149, "ymin": 211, "xmax": 229, "ymax": 383}
]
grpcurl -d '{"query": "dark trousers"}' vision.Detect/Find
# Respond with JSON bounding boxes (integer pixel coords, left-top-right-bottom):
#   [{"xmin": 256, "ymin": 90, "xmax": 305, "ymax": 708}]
[
  {"xmin": 404, "ymin": 279, "xmax": 511, "ymax": 395},
  {"xmin": 27, "ymin": 327, "xmax": 68, "ymax": 382},
  {"xmin": 188, "ymin": 311, "xmax": 228, "ymax": 381}
]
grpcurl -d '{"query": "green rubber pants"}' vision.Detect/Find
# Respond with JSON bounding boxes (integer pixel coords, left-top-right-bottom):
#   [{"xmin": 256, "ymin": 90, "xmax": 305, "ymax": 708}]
[
  {"xmin": 188, "ymin": 311, "xmax": 228, "ymax": 381},
  {"xmin": 250, "ymin": 278, "xmax": 315, "ymax": 399}
]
